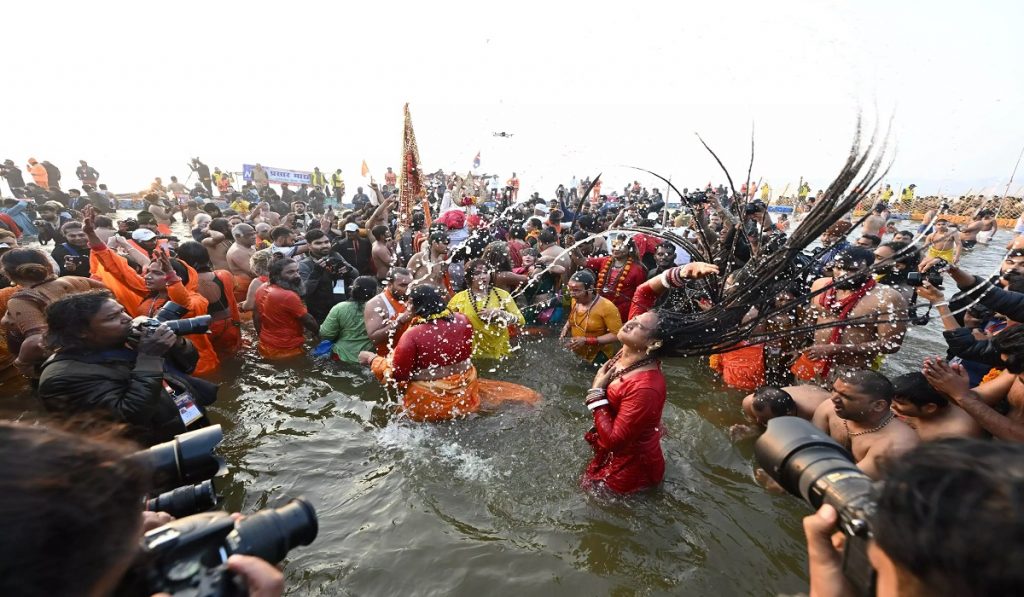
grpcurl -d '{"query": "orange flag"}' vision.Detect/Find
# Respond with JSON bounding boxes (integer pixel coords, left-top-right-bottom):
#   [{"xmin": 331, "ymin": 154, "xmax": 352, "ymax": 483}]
[{"xmin": 361, "ymin": 160, "xmax": 369, "ymax": 177}]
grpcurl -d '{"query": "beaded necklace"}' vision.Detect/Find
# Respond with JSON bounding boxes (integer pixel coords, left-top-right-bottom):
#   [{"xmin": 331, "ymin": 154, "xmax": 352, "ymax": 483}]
[
  {"xmin": 597, "ymin": 257, "xmax": 633, "ymax": 298},
  {"xmin": 468, "ymin": 287, "xmax": 498, "ymax": 320},
  {"xmin": 605, "ymin": 350, "xmax": 659, "ymax": 385}
]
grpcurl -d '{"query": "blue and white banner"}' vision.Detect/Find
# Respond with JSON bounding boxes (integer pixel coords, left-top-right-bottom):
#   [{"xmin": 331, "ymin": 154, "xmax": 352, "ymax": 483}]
[{"xmin": 242, "ymin": 164, "xmax": 312, "ymax": 186}]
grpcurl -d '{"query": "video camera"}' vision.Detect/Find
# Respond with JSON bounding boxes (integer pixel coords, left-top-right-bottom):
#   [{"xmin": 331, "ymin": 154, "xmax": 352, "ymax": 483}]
[
  {"xmin": 132, "ymin": 300, "xmax": 212, "ymax": 339},
  {"xmin": 755, "ymin": 417, "xmax": 876, "ymax": 596}
]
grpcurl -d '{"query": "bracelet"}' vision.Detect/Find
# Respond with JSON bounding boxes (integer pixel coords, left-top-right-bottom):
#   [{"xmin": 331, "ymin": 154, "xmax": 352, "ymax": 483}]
[
  {"xmin": 586, "ymin": 399, "xmax": 610, "ymax": 411},
  {"xmin": 663, "ymin": 267, "xmax": 686, "ymax": 288},
  {"xmin": 586, "ymin": 388, "xmax": 605, "ymax": 397},
  {"xmin": 585, "ymin": 337, "xmax": 598, "ymax": 346}
]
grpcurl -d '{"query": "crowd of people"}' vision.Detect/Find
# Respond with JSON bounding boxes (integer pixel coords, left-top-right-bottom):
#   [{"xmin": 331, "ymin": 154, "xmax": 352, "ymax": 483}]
[{"xmin": 1, "ymin": 156, "xmax": 1023, "ymax": 596}]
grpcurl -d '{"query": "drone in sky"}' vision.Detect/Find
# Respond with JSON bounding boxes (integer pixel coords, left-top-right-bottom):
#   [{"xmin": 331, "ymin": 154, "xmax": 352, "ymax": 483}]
[{"xmin": 492, "ymin": 131, "xmax": 514, "ymax": 138}]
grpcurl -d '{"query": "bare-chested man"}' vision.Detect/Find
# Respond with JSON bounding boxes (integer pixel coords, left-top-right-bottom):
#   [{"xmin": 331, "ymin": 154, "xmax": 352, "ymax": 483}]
[
  {"xmin": 145, "ymin": 193, "xmax": 173, "ymax": 231},
  {"xmin": 407, "ymin": 230, "xmax": 451, "ymax": 293},
  {"xmin": 924, "ymin": 218, "xmax": 961, "ymax": 264},
  {"xmin": 201, "ymin": 218, "xmax": 233, "ymax": 271},
  {"xmin": 370, "ymin": 224, "xmax": 396, "ymax": 281},
  {"xmin": 861, "ymin": 202, "xmax": 887, "ymax": 238},
  {"xmin": 960, "ymin": 209, "xmax": 997, "ymax": 249},
  {"xmin": 364, "ymin": 267, "xmax": 414, "ymax": 356},
  {"xmin": 812, "ymin": 370, "xmax": 920, "ymax": 479},
  {"xmin": 923, "ymin": 324, "xmax": 1024, "ymax": 442},
  {"xmin": 890, "ymin": 372, "xmax": 985, "ymax": 441},
  {"xmin": 227, "ymin": 224, "xmax": 257, "ymax": 302},
  {"xmin": 731, "ymin": 385, "xmax": 830, "ymax": 440},
  {"xmin": 792, "ymin": 246, "xmax": 908, "ymax": 383}
]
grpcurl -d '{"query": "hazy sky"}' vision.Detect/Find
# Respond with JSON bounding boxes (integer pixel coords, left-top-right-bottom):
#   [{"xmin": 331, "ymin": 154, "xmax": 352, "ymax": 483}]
[{"xmin": 6, "ymin": 0, "xmax": 1022, "ymax": 197}]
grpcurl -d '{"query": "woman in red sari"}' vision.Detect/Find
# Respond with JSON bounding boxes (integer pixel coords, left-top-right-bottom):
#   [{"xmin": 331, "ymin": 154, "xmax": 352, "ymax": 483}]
[{"xmin": 584, "ymin": 262, "xmax": 719, "ymax": 493}]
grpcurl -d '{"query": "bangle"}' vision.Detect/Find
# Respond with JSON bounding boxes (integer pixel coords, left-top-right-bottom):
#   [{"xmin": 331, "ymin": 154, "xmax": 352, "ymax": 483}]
[
  {"xmin": 587, "ymin": 399, "xmax": 610, "ymax": 411},
  {"xmin": 586, "ymin": 390, "xmax": 605, "ymax": 401},
  {"xmin": 586, "ymin": 337, "xmax": 598, "ymax": 346}
]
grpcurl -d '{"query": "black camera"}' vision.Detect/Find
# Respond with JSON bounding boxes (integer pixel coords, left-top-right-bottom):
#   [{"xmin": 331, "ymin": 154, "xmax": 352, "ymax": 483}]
[
  {"xmin": 123, "ymin": 498, "xmax": 319, "ymax": 597},
  {"xmin": 755, "ymin": 417, "xmax": 876, "ymax": 596},
  {"xmin": 140, "ymin": 424, "xmax": 226, "ymax": 494},
  {"xmin": 146, "ymin": 480, "xmax": 219, "ymax": 518},
  {"xmin": 133, "ymin": 300, "xmax": 213, "ymax": 337},
  {"xmin": 906, "ymin": 257, "xmax": 947, "ymax": 288}
]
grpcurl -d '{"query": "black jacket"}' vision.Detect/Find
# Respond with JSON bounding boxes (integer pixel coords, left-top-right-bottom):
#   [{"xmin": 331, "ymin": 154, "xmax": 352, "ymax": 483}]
[
  {"xmin": 298, "ymin": 251, "xmax": 357, "ymax": 323},
  {"xmin": 37, "ymin": 342, "xmax": 217, "ymax": 446},
  {"xmin": 942, "ymin": 327, "xmax": 1003, "ymax": 369}
]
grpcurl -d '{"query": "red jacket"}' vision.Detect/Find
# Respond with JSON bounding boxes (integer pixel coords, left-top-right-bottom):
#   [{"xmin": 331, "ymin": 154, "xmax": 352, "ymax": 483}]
[{"xmin": 584, "ymin": 368, "xmax": 666, "ymax": 493}]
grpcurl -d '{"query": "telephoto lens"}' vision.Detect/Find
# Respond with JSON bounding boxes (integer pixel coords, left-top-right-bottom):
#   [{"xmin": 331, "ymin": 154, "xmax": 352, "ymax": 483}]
[
  {"xmin": 226, "ymin": 498, "xmax": 320, "ymax": 564},
  {"xmin": 163, "ymin": 315, "xmax": 212, "ymax": 335},
  {"xmin": 154, "ymin": 300, "xmax": 189, "ymax": 322},
  {"xmin": 142, "ymin": 425, "xmax": 226, "ymax": 493},
  {"xmin": 145, "ymin": 480, "xmax": 218, "ymax": 518}
]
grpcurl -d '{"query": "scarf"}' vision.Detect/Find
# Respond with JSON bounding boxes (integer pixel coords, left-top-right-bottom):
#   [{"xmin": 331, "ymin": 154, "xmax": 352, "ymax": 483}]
[{"xmin": 817, "ymin": 277, "xmax": 876, "ymax": 377}]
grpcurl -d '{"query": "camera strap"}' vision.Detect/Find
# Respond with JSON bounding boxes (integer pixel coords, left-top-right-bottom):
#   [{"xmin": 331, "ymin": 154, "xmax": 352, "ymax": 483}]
[{"xmin": 163, "ymin": 380, "xmax": 203, "ymax": 427}]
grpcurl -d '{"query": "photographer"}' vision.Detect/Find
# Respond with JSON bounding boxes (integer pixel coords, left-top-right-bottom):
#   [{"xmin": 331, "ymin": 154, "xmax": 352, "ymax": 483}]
[
  {"xmin": 0, "ymin": 420, "xmax": 284, "ymax": 597},
  {"xmin": 51, "ymin": 221, "xmax": 92, "ymax": 277},
  {"xmin": 299, "ymin": 228, "xmax": 356, "ymax": 323},
  {"xmin": 803, "ymin": 439, "xmax": 1024, "ymax": 597},
  {"xmin": 37, "ymin": 290, "xmax": 217, "ymax": 445}
]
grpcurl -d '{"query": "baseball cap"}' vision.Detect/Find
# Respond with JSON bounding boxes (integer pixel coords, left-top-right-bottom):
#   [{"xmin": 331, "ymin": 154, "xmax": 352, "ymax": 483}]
[
  {"xmin": 132, "ymin": 229, "xmax": 157, "ymax": 242},
  {"xmin": 344, "ymin": 222, "xmax": 359, "ymax": 232}
]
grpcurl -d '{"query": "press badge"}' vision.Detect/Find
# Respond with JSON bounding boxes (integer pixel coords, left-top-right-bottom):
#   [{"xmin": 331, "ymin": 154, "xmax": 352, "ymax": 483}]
[
  {"xmin": 333, "ymin": 279, "xmax": 346, "ymax": 294},
  {"xmin": 164, "ymin": 381, "xmax": 203, "ymax": 427}
]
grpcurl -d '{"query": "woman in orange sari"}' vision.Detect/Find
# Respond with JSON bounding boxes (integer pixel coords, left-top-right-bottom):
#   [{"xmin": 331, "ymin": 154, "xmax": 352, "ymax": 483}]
[{"xmin": 358, "ymin": 285, "xmax": 539, "ymax": 422}]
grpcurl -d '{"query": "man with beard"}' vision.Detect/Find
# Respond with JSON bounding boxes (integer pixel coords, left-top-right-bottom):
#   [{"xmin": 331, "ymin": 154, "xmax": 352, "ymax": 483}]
[
  {"xmin": 254, "ymin": 256, "xmax": 319, "ymax": 359},
  {"xmin": 285, "ymin": 201, "xmax": 315, "ymax": 233},
  {"xmin": 811, "ymin": 370, "xmax": 919, "ymax": 479},
  {"xmin": 792, "ymin": 246, "xmax": 908, "ymax": 383},
  {"xmin": 364, "ymin": 267, "xmax": 414, "ymax": 356},
  {"xmin": 923, "ymin": 324, "xmax": 1024, "ymax": 442},
  {"xmin": 872, "ymin": 240, "xmax": 920, "ymax": 302},
  {"xmin": 51, "ymin": 222, "xmax": 92, "ymax": 277},
  {"xmin": 298, "ymin": 229, "xmax": 357, "ymax": 323}
]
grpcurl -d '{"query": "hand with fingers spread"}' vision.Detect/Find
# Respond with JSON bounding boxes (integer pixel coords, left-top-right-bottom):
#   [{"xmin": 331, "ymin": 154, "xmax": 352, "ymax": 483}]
[{"xmin": 922, "ymin": 356, "xmax": 971, "ymax": 401}]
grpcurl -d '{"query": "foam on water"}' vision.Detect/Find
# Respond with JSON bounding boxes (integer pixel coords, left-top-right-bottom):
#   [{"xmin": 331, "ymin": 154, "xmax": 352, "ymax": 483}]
[{"xmin": 375, "ymin": 420, "xmax": 497, "ymax": 483}]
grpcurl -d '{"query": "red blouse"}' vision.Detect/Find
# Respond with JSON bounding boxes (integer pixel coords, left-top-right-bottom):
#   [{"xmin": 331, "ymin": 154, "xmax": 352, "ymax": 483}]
[
  {"xmin": 390, "ymin": 313, "xmax": 474, "ymax": 382},
  {"xmin": 584, "ymin": 368, "xmax": 667, "ymax": 493},
  {"xmin": 585, "ymin": 256, "xmax": 648, "ymax": 322}
]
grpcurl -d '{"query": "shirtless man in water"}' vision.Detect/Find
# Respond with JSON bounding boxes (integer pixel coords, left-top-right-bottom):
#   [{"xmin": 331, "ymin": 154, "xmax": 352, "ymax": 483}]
[
  {"xmin": 731, "ymin": 385, "xmax": 830, "ymax": 440},
  {"xmin": 812, "ymin": 370, "xmax": 919, "ymax": 479},
  {"xmin": 959, "ymin": 209, "xmax": 997, "ymax": 249},
  {"xmin": 861, "ymin": 203, "xmax": 887, "ymax": 238},
  {"xmin": 890, "ymin": 372, "xmax": 985, "ymax": 441},
  {"xmin": 227, "ymin": 224, "xmax": 257, "ymax": 301},
  {"xmin": 923, "ymin": 323, "xmax": 1024, "ymax": 442},
  {"xmin": 407, "ymin": 230, "xmax": 450, "ymax": 292},
  {"xmin": 923, "ymin": 218, "xmax": 962, "ymax": 263},
  {"xmin": 792, "ymin": 246, "xmax": 908, "ymax": 383}
]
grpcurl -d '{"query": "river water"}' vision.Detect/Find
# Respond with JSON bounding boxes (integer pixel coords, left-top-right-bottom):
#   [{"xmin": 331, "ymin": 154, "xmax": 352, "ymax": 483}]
[{"xmin": 3, "ymin": 219, "xmax": 1011, "ymax": 596}]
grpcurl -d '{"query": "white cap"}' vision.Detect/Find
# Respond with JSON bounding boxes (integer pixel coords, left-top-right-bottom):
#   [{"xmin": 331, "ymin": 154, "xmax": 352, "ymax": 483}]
[
  {"xmin": 344, "ymin": 222, "xmax": 359, "ymax": 232},
  {"xmin": 132, "ymin": 229, "xmax": 157, "ymax": 242}
]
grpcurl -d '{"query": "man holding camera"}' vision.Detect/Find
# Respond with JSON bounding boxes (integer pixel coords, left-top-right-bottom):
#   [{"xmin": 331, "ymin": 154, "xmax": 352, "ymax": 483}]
[
  {"xmin": 802, "ymin": 439, "xmax": 1024, "ymax": 596},
  {"xmin": 37, "ymin": 290, "xmax": 216, "ymax": 445},
  {"xmin": 298, "ymin": 229, "xmax": 356, "ymax": 323},
  {"xmin": 50, "ymin": 221, "xmax": 91, "ymax": 277}
]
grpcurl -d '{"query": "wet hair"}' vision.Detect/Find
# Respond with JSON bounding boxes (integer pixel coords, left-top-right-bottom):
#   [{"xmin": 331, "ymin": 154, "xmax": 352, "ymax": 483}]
[
  {"xmin": 135, "ymin": 211, "xmax": 157, "ymax": 225},
  {"xmin": 463, "ymin": 258, "xmax": 493, "ymax": 290},
  {"xmin": 175, "ymin": 241, "xmax": 212, "ymax": 273},
  {"xmin": 428, "ymin": 231, "xmax": 449, "ymax": 245},
  {"xmin": 304, "ymin": 229, "xmax": 327, "ymax": 244},
  {"xmin": 892, "ymin": 372, "xmax": 949, "ymax": 408},
  {"xmin": 509, "ymin": 226, "xmax": 527, "ymax": 241},
  {"xmin": 250, "ymin": 249, "xmax": 273, "ymax": 276},
  {"xmin": 537, "ymin": 229, "xmax": 557, "ymax": 245},
  {"xmin": 520, "ymin": 247, "xmax": 540, "ymax": 259},
  {"xmin": 371, "ymin": 224, "xmax": 389, "ymax": 241},
  {"xmin": 270, "ymin": 226, "xmax": 293, "ymax": 241},
  {"xmin": 838, "ymin": 369, "xmax": 894, "ymax": 404},
  {"xmin": 0, "ymin": 420, "xmax": 151, "ymax": 597},
  {"xmin": 752, "ymin": 387, "xmax": 797, "ymax": 417},
  {"xmin": 351, "ymin": 276, "xmax": 379, "ymax": 304},
  {"xmin": 872, "ymin": 439, "xmax": 1024, "ymax": 596},
  {"xmin": 44, "ymin": 290, "xmax": 116, "ymax": 352},
  {"xmin": 569, "ymin": 268, "xmax": 597, "ymax": 289},
  {"xmin": 1, "ymin": 248, "xmax": 53, "ymax": 283},
  {"xmin": 834, "ymin": 246, "xmax": 876, "ymax": 269},
  {"xmin": 409, "ymin": 284, "xmax": 448, "ymax": 317},
  {"xmin": 482, "ymin": 241, "xmax": 512, "ymax": 272},
  {"xmin": 209, "ymin": 217, "xmax": 232, "ymax": 236},
  {"xmin": 268, "ymin": 255, "xmax": 296, "ymax": 286}
]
